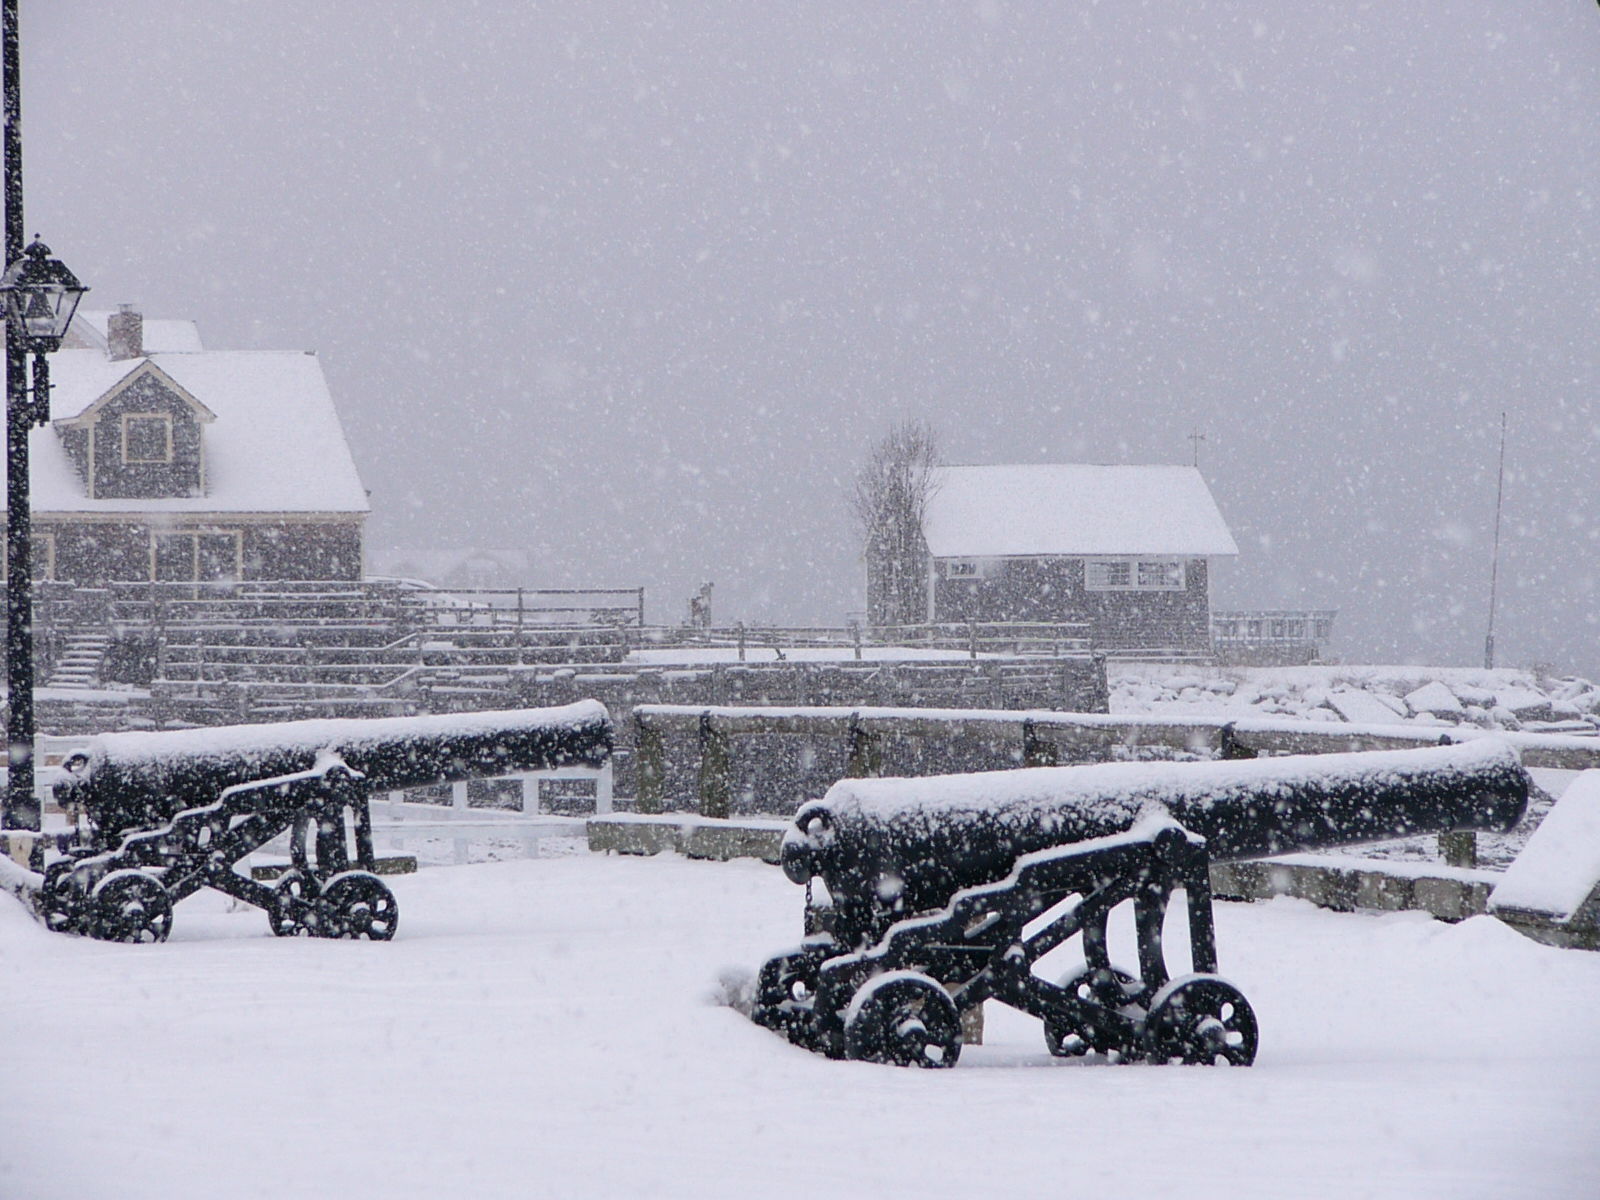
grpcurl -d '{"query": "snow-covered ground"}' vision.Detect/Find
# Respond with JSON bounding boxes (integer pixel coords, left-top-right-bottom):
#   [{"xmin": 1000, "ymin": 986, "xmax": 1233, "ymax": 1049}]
[{"xmin": 3, "ymin": 852, "xmax": 1597, "ymax": 1199}]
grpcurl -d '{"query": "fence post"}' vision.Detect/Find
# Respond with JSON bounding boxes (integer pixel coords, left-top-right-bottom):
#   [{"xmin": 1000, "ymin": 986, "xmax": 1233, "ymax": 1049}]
[
  {"xmin": 697, "ymin": 711, "xmax": 732, "ymax": 819},
  {"xmin": 635, "ymin": 714, "xmax": 666, "ymax": 814},
  {"xmin": 1219, "ymin": 723, "xmax": 1258, "ymax": 760},
  {"xmin": 1022, "ymin": 720, "xmax": 1058, "ymax": 767},
  {"xmin": 1439, "ymin": 831, "xmax": 1478, "ymax": 869},
  {"xmin": 850, "ymin": 620, "xmax": 862, "ymax": 661},
  {"xmin": 515, "ymin": 588, "xmax": 525, "ymax": 666},
  {"xmin": 846, "ymin": 712, "xmax": 882, "ymax": 778}
]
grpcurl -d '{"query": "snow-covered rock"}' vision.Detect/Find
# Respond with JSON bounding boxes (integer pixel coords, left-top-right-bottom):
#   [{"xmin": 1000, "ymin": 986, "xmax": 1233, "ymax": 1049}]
[
  {"xmin": 1494, "ymin": 689, "xmax": 1555, "ymax": 721},
  {"xmin": 1328, "ymin": 688, "xmax": 1407, "ymax": 726},
  {"xmin": 1405, "ymin": 681, "xmax": 1465, "ymax": 719}
]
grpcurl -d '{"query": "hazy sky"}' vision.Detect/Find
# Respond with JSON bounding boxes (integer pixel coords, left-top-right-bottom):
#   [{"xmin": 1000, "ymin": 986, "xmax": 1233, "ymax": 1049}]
[{"xmin": 24, "ymin": 2, "xmax": 1600, "ymax": 673}]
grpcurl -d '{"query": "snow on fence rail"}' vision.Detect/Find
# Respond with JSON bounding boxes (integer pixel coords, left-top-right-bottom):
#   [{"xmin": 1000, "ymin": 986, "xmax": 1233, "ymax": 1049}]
[
  {"xmin": 630, "ymin": 703, "xmax": 1600, "ymax": 864},
  {"xmin": 362, "ymin": 762, "xmax": 614, "ymax": 865},
  {"xmin": 641, "ymin": 620, "xmax": 1095, "ymax": 659},
  {"xmin": 103, "ymin": 580, "xmax": 648, "ymax": 630}
]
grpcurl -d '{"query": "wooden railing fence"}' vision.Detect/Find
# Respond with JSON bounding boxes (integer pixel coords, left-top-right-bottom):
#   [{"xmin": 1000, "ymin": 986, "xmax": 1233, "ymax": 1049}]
[{"xmin": 631, "ymin": 704, "xmax": 1600, "ymax": 865}]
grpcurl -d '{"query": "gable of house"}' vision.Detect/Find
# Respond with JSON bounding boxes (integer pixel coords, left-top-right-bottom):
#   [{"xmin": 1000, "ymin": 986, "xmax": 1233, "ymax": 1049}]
[
  {"xmin": 54, "ymin": 361, "xmax": 216, "ymax": 500},
  {"xmin": 3, "ymin": 311, "xmax": 370, "ymax": 585}
]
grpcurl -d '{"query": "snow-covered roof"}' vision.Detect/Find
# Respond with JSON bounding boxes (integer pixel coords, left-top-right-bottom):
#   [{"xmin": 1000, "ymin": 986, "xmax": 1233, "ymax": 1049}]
[
  {"xmin": 3, "ymin": 349, "xmax": 369, "ymax": 516},
  {"xmin": 66, "ymin": 309, "xmax": 204, "ymax": 354},
  {"xmin": 922, "ymin": 464, "xmax": 1238, "ymax": 558}
]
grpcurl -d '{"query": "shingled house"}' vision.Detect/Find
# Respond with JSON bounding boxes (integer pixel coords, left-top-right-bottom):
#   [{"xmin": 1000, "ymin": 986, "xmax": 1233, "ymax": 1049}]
[
  {"xmin": 5, "ymin": 305, "xmax": 368, "ymax": 585},
  {"xmin": 910, "ymin": 464, "xmax": 1238, "ymax": 655}
]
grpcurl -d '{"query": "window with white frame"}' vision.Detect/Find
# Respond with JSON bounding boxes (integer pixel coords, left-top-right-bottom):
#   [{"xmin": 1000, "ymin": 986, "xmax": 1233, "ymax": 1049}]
[
  {"xmin": 122, "ymin": 412, "xmax": 174, "ymax": 464},
  {"xmin": 152, "ymin": 530, "xmax": 241, "ymax": 582},
  {"xmin": 1084, "ymin": 558, "xmax": 1186, "ymax": 591}
]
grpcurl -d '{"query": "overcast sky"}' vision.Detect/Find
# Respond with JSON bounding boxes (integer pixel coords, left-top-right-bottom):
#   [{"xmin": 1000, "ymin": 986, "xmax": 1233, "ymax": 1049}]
[{"xmin": 23, "ymin": 2, "xmax": 1600, "ymax": 673}]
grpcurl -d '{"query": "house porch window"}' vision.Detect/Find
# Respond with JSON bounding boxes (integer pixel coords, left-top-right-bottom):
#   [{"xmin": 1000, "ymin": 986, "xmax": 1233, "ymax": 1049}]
[{"xmin": 152, "ymin": 530, "xmax": 242, "ymax": 582}]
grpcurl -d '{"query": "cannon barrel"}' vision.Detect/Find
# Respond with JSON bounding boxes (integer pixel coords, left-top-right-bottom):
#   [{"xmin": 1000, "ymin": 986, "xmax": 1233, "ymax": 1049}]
[
  {"xmin": 59, "ymin": 701, "xmax": 613, "ymax": 847},
  {"xmin": 782, "ymin": 740, "xmax": 1527, "ymax": 941}
]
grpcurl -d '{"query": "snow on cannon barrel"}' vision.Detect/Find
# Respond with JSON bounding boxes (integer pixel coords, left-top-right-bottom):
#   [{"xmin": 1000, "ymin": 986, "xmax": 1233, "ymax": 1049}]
[
  {"xmin": 752, "ymin": 740, "xmax": 1527, "ymax": 1069},
  {"xmin": 31, "ymin": 702, "xmax": 613, "ymax": 944},
  {"xmin": 59, "ymin": 701, "xmax": 614, "ymax": 849},
  {"xmin": 782, "ymin": 739, "xmax": 1528, "ymax": 947}
]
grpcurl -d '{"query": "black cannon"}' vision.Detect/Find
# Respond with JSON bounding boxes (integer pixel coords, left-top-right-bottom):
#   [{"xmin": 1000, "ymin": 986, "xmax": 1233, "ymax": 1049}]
[
  {"xmin": 30, "ymin": 701, "xmax": 612, "ymax": 944},
  {"xmin": 752, "ymin": 740, "xmax": 1527, "ymax": 1068}
]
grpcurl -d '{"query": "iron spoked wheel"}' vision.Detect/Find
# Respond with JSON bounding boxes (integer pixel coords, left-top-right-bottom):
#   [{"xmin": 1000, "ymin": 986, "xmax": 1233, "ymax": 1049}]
[
  {"xmin": 38, "ymin": 863, "xmax": 89, "ymax": 935},
  {"xmin": 1043, "ymin": 964, "xmax": 1143, "ymax": 1058},
  {"xmin": 320, "ymin": 872, "xmax": 398, "ymax": 941},
  {"xmin": 843, "ymin": 972, "xmax": 962, "ymax": 1069},
  {"xmin": 267, "ymin": 869, "xmax": 322, "ymax": 938},
  {"xmin": 90, "ymin": 870, "xmax": 173, "ymax": 944},
  {"xmin": 753, "ymin": 950, "xmax": 819, "ymax": 1034},
  {"xmin": 1141, "ymin": 975, "xmax": 1258, "ymax": 1066}
]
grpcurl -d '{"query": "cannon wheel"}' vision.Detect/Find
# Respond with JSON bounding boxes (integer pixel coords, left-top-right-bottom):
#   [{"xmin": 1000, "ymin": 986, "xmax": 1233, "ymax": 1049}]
[
  {"xmin": 38, "ymin": 862, "xmax": 89, "ymax": 935},
  {"xmin": 843, "ymin": 972, "xmax": 962, "ymax": 1069},
  {"xmin": 90, "ymin": 870, "xmax": 173, "ymax": 944},
  {"xmin": 320, "ymin": 872, "xmax": 398, "ymax": 941},
  {"xmin": 752, "ymin": 947, "xmax": 825, "ymax": 1047},
  {"xmin": 267, "ymin": 869, "xmax": 322, "ymax": 938},
  {"xmin": 1141, "ymin": 975, "xmax": 1258, "ymax": 1066},
  {"xmin": 1044, "ymin": 964, "xmax": 1142, "ymax": 1058}
]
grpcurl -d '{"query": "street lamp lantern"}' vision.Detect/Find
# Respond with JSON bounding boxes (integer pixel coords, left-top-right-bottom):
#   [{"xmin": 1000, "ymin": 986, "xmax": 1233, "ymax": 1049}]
[{"xmin": 0, "ymin": 237, "xmax": 86, "ymax": 352}]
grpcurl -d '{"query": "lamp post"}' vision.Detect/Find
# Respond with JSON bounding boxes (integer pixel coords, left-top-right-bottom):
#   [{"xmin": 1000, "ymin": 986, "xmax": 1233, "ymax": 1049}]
[
  {"xmin": 2, "ymin": 0, "xmax": 88, "ymax": 831},
  {"xmin": 2, "ymin": 239, "xmax": 85, "ymax": 830}
]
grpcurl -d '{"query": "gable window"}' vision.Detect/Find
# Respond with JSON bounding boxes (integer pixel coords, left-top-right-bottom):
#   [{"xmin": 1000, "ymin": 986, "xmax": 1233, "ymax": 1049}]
[
  {"xmin": 1085, "ymin": 558, "xmax": 1186, "ymax": 591},
  {"xmin": 122, "ymin": 413, "xmax": 173, "ymax": 464}
]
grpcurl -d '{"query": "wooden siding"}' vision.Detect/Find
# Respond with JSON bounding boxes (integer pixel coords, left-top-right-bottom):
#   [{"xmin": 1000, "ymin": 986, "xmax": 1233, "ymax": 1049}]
[
  {"xmin": 87, "ymin": 373, "xmax": 204, "ymax": 499},
  {"xmin": 930, "ymin": 555, "xmax": 1212, "ymax": 653},
  {"xmin": 38, "ymin": 519, "xmax": 364, "ymax": 585}
]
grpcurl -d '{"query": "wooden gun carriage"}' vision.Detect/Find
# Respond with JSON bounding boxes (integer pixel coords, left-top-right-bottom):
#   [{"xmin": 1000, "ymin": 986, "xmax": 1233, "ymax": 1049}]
[
  {"xmin": 31, "ymin": 701, "xmax": 612, "ymax": 944},
  {"xmin": 752, "ymin": 740, "xmax": 1528, "ymax": 1068}
]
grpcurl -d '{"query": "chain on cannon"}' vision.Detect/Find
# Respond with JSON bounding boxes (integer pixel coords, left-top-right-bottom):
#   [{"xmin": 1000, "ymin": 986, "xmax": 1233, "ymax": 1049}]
[
  {"xmin": 21, "ymin": 702, "xmax": 613, "ymax": 944},
  {"xmin": 751, "ymin": 740, "xmax": 1528, "ymax": 1068}
]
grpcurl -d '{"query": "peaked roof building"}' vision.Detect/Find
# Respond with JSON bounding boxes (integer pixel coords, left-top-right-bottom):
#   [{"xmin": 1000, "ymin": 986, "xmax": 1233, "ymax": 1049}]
[
  {"xmin": 867, "ymin": 462, "xmax": 1237, "ymax": 656},
  {"xmin": 4, "ymin": 305, "xmax": 368, "ymax": 584}
]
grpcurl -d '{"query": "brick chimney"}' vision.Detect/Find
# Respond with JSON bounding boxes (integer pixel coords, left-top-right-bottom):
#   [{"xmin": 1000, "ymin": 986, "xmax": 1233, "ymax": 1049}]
[{"xmin": 107, "ymin": 303, "xmax": 143, "ymax": 360}]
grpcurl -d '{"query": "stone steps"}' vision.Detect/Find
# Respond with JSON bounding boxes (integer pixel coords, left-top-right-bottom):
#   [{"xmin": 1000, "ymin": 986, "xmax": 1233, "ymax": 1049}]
[{"xmin": 45, "ymin": 634, "xmax": 110, "ymax": 690}]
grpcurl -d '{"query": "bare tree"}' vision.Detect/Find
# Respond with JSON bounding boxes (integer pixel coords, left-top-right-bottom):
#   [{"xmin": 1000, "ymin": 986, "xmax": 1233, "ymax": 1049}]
[{"xmin": 850, "ymin": 419, "xmax": 942, "ymax": 628}]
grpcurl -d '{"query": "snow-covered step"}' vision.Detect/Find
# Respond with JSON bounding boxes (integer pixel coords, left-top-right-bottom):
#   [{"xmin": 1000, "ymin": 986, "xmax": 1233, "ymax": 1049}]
[{"xmin": 45, "ymin": 631, "xmax": 111, "ymax": 690}]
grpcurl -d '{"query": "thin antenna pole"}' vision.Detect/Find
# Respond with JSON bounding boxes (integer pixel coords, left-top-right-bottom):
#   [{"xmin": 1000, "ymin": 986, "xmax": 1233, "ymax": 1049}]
[
  {"xmin": 1188, "ymin": 428, "xmax": 1205, "ymax": 468},
  {"xmin": 1484, "ymin": 412, "xmax": 1507, "ymax": 670}
]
